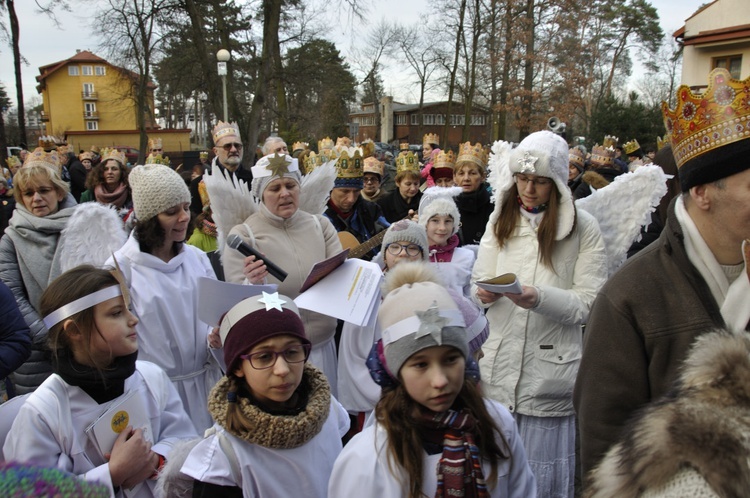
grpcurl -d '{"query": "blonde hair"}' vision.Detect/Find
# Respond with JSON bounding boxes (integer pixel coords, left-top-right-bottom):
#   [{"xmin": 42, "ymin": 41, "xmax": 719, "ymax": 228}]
[{"xmin": 13, "ymin": 163, "xmax": 69, "ymax": 205}]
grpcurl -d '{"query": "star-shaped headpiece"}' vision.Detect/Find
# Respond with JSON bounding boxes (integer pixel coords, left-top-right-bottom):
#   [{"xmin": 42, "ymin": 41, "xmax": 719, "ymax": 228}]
[
  {"xmin": 517, "ymin": 151, "xmax": 538, "ymax": 174},
  {"xmin": 258, "ymin": 291, "xmax": 286, "ymax": 312},
  {"xmin": 267, "ymin": 153, "xmax": 291, "ymax": 178},
  {"xmin": 414, "ymin": 301, "xmax": 448, "ymax": 344}
]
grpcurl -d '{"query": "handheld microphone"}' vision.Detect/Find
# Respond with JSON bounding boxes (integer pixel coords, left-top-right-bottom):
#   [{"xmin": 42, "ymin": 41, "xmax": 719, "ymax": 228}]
[{"xmin": 226, "ymin": 234, "xmax": 288, "ymax": 282}]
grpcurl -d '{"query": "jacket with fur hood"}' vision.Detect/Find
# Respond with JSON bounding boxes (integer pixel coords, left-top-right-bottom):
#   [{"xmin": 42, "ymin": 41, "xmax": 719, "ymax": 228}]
[{"xmin": 585, "ymin": 329, "xmax": 750, "ymax": 498}]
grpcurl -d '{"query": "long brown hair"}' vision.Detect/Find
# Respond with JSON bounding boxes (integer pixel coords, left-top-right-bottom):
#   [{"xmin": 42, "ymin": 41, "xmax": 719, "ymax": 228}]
[
  {"xmin": 375, "ymin": 377, "xmax": 509, "ymax": 498},
  {"xmin": 85, "ymin": 159, "xmax": 130, "ymax": 191},
  {"xmin": 493, "ymin": 183, "xmax": 568, "ymax": 270}
]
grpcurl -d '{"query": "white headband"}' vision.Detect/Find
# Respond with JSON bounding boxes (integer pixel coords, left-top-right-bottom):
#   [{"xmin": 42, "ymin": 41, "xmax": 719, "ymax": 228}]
[
  {"xmin": 43, "ymin": 285, "xmax": 122, "ymax": 330},
  {"xmin": 250, "ymin": 154, "xmax": 299, "ymax": 179},
  {"xmin": 381, "ymin": 308, "xmax": 464, "ymax": 346}
]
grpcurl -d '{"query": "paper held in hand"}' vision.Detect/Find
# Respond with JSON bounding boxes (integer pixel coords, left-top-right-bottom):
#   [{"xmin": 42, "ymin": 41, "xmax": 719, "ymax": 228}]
[
  {"xmin": 85, "ymin": 390, "xmax": 153, "ymax": 459},
  {"xmin": 476, "ymin": 273, "xmax": 523, "ymax": 294}
]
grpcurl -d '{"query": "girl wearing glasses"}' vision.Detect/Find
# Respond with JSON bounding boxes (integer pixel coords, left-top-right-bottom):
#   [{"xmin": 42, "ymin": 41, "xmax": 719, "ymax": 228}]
[
  {"xmin": 471, "ymin": 131, "xmax": 607, "ymax": 497},
  {"xmin": 181, "ymin": 293, "xmax": 349, "ymax": 498}
]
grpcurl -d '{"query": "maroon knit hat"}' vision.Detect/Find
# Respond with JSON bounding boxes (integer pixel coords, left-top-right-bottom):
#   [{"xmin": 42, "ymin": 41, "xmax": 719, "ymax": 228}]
[{"xmin": 219, "ymin": 292, "xmax": 310, "ymax": 373}]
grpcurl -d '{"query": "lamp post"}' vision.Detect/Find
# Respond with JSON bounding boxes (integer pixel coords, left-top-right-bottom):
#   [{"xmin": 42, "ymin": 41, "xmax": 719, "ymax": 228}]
[{"xmin": 216, "ymin": 49, "xmax": 231, "ymax": 122}]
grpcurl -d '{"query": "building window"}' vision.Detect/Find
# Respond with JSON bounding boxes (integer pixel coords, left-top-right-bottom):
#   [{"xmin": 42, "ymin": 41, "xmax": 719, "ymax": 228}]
[
  {"xmin": 86, "ymin": 121, "xmax": 98, "ymax": 130},
  {"xmin": 395, "ymin": 114, "xmax": 407, "ymax": 125},
  {"xmin": 450, "ymin": 115, "xmax": 465, "ymax": 126},
  {"xmin": 411, "ymin": 114, "xmax": 419, "ymax": 125},
  {"xmin": 361, "ymin": 115, "xmax": 375, "ymax": 126},
  {"xmin": 68, "ymin": 66, "xmax": 79, "ymax": 76},
  {"xmin": 713, "ymin": 55, "xmax": 742, "ymax": 79},
  {"xmin": 423, "ymin": 114, "xmax": 435, "ymax": 125},
  {"xmin": 83, "ymin": 83, "xmax": 94, "ymax": 97},
  {"xmin": 471, "ymin": 115, "xmax": 486, "ymax": 126},
  {"xmin": 85, "ymin": 103, "xmax": 97, "ymax": 116},
  {"xmin": 95, "ymin": 66, "xmax": 106, "ymax": 76},
  {"xmin": 435, "ymin": 114, "xmax": 445, "ymax": 125},
  {"xmin": 82, "ymin": 65, "xmax": 93, "ymax": 76}
]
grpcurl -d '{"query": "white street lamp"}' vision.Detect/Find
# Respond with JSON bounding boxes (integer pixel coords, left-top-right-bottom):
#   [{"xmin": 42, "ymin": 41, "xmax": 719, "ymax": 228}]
[{"xmin": 216, "ymin": 49, "xmax": 231, "ymax": 122}]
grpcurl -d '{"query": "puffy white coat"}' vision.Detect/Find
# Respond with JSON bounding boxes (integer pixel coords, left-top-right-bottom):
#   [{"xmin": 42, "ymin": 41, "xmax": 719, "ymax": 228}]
[{"xmin": 472, "ymin": 209, "xmax": 607, "ymax": 417}]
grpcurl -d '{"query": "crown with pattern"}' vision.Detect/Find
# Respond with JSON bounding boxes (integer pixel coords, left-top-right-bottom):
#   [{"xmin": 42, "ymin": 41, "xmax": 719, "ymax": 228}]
[
  {"xmin": 433, "ymin": 149, "xmax": 456, "ymax": 170},
  {"xmin": 456, "ymin": 141, "xmax": 487, "ymax": 168},
  {"xmin": 5, "ymin": 155, "xmax": 21, "ymax": 169},
  {"xmin": 360, "ymin": 139, "xmax": 375, "ymax": 158},
  {"xmin": 292, "ymin": 141, "xmax": 309, "ymax": 152},
  {"xmin": 569, "ymin": 148, "xmax": 586, "ymax": 168},
  {"xmin": 334, "ymin": 148, "xmax": 364, "ymax": 189},
  {"xmin": 304, "ymin": 151, "xmax": 323, "ymax": 173},
  {"xmin": 363, "ymin": 156, "xmax": 384, "ymax": 177},
  {"xmin": 623, "ymin": 139, "xmax": 641, "ymax": 155},
  {"xmin": 423, "ymin": 133, "xmax": 439, "ymax": 146},
  {"xmin": 318, "ymin": 137, "xmax": 334, "ymax": 151},
  {"xmin": 602, "ymin": 135, "xmax": 619, "ymax": 149},
  {"xmin": 56, "ymin": 145, "xmax": 70, "ymax": 156},
  {"xmin": 335, "ymin": 137, "xmax": 352, "ymax": 150},
  {"xmin": 38, "ymin": 136, "xmax": 58, "ymax": 151},
  {"xmin": 79, "ymin": 152, "xmax": 93, "ymax": 162},
  {"xmin": 23, "ymin": 147, "xmax": 60, "ymax": 169},
  {"xmin": 399, "ymin": 142, "xmax": 409, "ymax": 151},
  {"xmin": 656, "ymin": 135, "xmax": 667, "ymax": 151},
  {"xmin": 590, "ymin": 143, "xmax": 615, "ymax": 166},
  {"xmin": 148, "ymin": 137, "xmax": 163, "ymax": 151},
  {"xmin": 395, "ymin": 150, "xmax": 420, "ymax": 175},
  {"xmin": 212, "ymin": 121, "xmax": 241, "ymax": 144},
  {"xmin": 145, "ymin": 153, "xmax": 171, "ymax": 166},
  {"xmin": 100, "ymin": 147, "xmax": 126, "ymax": 165}
]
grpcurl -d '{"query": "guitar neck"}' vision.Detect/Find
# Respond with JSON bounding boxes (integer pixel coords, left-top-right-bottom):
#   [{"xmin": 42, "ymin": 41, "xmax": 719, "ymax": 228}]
[{"xmin": 348, "ymin": 229, "xmax": 387, "ymax": 259}]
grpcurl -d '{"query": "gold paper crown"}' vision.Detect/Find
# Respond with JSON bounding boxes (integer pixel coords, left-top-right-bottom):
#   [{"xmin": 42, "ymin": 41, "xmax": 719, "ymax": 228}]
[
  {"xmin": 318, "ymin": 137, "xmax": 334, "ymax": 151},
  {"xmin": 5, "ymin": 155, "xmax": 21, "ymax": 169},
  {"xmin": 363, "ymin": 156, "xmax": 384, "ymax": 176},
  {"xmin": 360, "ymin": 139, "xmax": 375, "ymax": 158},
  {"xmin": 24, "ymin": 147, "xmax": 59, "ymax": 169},
  {"xmin": 423, "ymin": 133, "xmax": 439, "ymax": 146},
  {"xmin": 199, "ymin": 150, "xmax": 209, "ymax": 160},
  {"xmin": 602, "ymin": 135, "xmax": 618, "ymax": 149},
  {"xmin": 335, "ymin": 137, "xmax": 352, "ymax": 149},
  {"xmin": 456, "ymin": 141, "xmax": 487, "ymax": 168},
  {"xmin": 100, "ymin": 147, "xmax": 126, "ymax": 165},
  {"xmin": 145, "ymin": 153, "xmax": 171, "ymax": 166},
  {"xmin": 292, "ymin": 141, "xmax": 309, "ymax": 152},
  {"xmin": 148, "ymin": 137, "xmax": 163, "ymax": 151},
  {"xmin": 304, "ymin": 151, "xmax": 324, "ymax": 174},
  {"xmin": 590, "ymin": 144, "xmax": 615, "ymax": 166},
  {"xmin": 399, "ymin": 142, "xmax": 409, "ymax": 151},
  {"xmin": 656, "ymin": 135, "xmax": 667, "ymax": 151},
  {"xmin": 38, "ymin": 136, "xmax": 58, "ymax": 151},
  {"xmin": 56, "ymin": 145, "xmax": 70, "ymax": 155},
  {"xmin": 433, "ymin": 149, "xmax": 456, "ymax": 170},
  {"xmin": 395, "ymin": 151, "xmax": 420, "ymax": 174},
  {"xmin": 90, "ymin": 145, "xmax": 101, "ymax": 154},
  {"xmin": 335, "ymin": 149, "xmax": 363, "ymax": 179},
  {"xmin": 78, "ymin": 152, "xmax": 93, "ymax": 162},
  {"xmin": 623, "ymin": 139, "xmax": 641, "ymax": 155},
  {"xmin": 662, "ymin": 68, "xmax": 750, "ymax": 168},
  {"xmin": 569, "ymin": 148, "xmax": 585, "ymax": 168},
  {"xmin": 212, "ymin": 121, "xmax": 240, "ymax": 144}
]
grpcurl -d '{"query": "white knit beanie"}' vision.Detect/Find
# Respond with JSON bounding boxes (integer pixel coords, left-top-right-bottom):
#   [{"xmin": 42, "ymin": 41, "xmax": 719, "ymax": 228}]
[
  {"xmin": 418, "ymin": 186, "xmax": 462, "ymax": 236},
  {"xmin": 129, "ymin": 164, "xmax": 191, "ymax": 222},
  {"xmin": 381, "ymin": 219, "xmax": 429, "ymax": 261}
]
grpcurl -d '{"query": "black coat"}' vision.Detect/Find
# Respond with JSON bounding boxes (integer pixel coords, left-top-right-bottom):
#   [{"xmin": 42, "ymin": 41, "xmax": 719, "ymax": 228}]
[
  {"xmin": 376, "ymin": 190, "xmax": 422, "ymax": 223},
  {"xmin": 456, "ymin": 186, "xmax": 493, "ymax": 246}
]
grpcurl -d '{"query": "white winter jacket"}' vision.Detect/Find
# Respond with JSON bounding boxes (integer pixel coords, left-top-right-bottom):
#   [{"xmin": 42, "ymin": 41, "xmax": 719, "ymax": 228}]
[{"xmin": 471, "ymin": 209, "xmax": 607, "ymax": 417}]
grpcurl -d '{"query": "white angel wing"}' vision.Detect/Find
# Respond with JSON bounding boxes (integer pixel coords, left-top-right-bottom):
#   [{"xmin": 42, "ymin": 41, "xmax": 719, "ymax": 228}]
[
  {"xmin": 58, "ymin": 203, "xmax": 129, "ymax": 272},
  {"xmin": 203, "ymin": 167, "xmax": 258, "ymax": 252},
  {"xmin": 487, "ymin": 140, "xmax": 514, "ymax": 205},
  {"xmin": 298, "ymin": 159, "xmax": 337, "ymax": 215},
  {"xmin": 576, "ymin": 164, "xmax": 670, "ymax": 276}
]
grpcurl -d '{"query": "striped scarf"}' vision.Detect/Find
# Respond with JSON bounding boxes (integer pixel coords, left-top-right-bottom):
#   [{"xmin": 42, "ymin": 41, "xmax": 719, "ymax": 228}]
[{"xmin": 422, "ymin": 408, "xmax": 490, "ymax": 498}]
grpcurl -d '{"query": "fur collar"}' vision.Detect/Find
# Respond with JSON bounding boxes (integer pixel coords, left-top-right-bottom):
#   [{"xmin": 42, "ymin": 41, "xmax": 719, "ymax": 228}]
[
  {"xmin": 585, "ymin": 329, "xmax": 750, "ymax": 498},
  {"xmin": 582, "ymin": 171, "xmax": 611, "ymax": 190}
]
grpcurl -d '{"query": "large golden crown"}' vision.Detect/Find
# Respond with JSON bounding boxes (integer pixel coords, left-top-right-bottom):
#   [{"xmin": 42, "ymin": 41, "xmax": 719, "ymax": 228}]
[
  {"xmin": 318, "ymin": 137, "xmax": 334, "ymax": 151},
  {"xmin": 433, "ymin": 149, "xmax": 456, "ymax": 170},
  {"xmin": 5, "ymin": 155, "xmax": 21, "ymax": 169},
  {"xmin": 360, "ymin": 139, "xmax": 375, "ymax": 158},
  {"xmin": 145, "ymin": 153, "xmax": 171, "ymax": 166},
  {"xmin": 602, "ymin": 135, "xmax": 618, "ymax": 149},
  {"xmin": 24, "ymin": 147, "xmax": 60, "ymax": 169},
  {"xmin": 335, "ymin": 149, "xmax": 364, "ymax": 179},
  {"xmin": 212, "ymin": 121, "xmax": 240, "ymax": 144},
  {"xmin": 304, "ymin": 151, "xmax": 324, "ymax": 173},
  {"xmin": 292, "ymin": 141, "xmax": 309, "ymax": 152},
  {"xmin": 363, "ymin": 156, "xmax": 384, "ymax": 176},
  {"xmin": 100, "ymin": 147, "xmax": 127, "ymax": 165},
  {"xmin": 335, "ymin": 137, "xmax": 352, "ymax": 150},
  {"xmin": 623, "ymin": 139, "xmax": 641, "ymax": 155},
  {"xmin": 148, "ymin": 137, "xmax": 163, "ymax": 151},
  {"xmin": 590, "ymin": 144, "xmax": 615, "ymax": 166},
  {"xmin": 662, "ymin": 68, "xmax": 750, "ymax": 168},
  {"xmin": 656, "ymin": 135, "xmax": 667, "ymax": 151},
  {"xmin": 456, "ymin": 141, "xmax": 487, "ymax": 167},
  {"xmin": 423, "ymin": 133, "xmax": 439, "ymax": 146},
  {"xmin": 395, "ymin": 151, "xmax": 420, "ymax": 174},
  {"xmin": 38, "ymin": 136, "xmax": 59, "ymax": 151}
]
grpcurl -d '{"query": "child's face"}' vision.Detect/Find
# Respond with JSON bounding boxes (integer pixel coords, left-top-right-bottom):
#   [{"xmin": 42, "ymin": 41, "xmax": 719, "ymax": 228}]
[
  {"xmin": 426, "ymin": 214, "xmax": 454, "ymax": 247},
  {"xmin": 453, "ymin": 165, "xmax": 485, "ymax": 193},
  {"xmin": 87, "ymin": 296, "xmax": 139, "ymax": 364},
  {"xmin": 234, "ymin": 334, "xmax": 305, "ymax": 409},
  {"xmin": 400, "ymin": 346, "xmax": 465, "ymax": 413},
  {"xmin": 384, "ymin": 239, "xmax": 423, "ymax": 269}
]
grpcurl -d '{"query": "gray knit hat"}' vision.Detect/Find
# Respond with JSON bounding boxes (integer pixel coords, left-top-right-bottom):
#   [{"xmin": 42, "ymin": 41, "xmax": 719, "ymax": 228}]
[
  {"xmin": 378, "ymin": 264, "xmax": 468, "ymax": 376},
  {"xmin": 129, "ymin": 164, "xmax": 191, "ymax": 222},
  {"xmin": 381, "ymin": 219, "xmax": 429, "ymax": 261}
]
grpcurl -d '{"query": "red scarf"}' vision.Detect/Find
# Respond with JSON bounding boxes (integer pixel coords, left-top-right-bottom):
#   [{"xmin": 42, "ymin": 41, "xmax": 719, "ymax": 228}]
[
  {"xmin": 429, "ymin": 234, "xmax": 460, "ymax": 263},
  {"xmin": 94, "ymin": 182, "xmax": 129, "ymax": 208}
]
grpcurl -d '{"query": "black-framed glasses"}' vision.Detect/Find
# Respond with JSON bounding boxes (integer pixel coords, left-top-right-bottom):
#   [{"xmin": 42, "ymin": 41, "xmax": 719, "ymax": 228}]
[
  {"xmin": 386, "ymin": 243, "xmax": 422, "ymax": 257},
  {"xmin": 363, "ymin": 176, "xmax": 380, "ymax": 184},
  {"xmin": 221, "ymin": 142, "xmax": 244, "ymax": 151},
  {"xmin": 239, "ymin": 344, "xmax": 311, "ymax": 370},
  {"xmin": 514, "ymin": 173, "xmax": 553, "ymax": 187}
]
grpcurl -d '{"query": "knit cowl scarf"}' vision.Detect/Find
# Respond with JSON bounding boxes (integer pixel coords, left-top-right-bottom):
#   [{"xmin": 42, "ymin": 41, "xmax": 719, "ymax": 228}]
[
  {"xmin": 94, "ymin": 183, "xmax": 129, "ymax": 208},
  {"xmin": 429, "ymin": 234, "xmax": 460, "ymax": 263},
  {"xmin": 208, "ymin": 363, "xmax": 331, "ymax": 449}
]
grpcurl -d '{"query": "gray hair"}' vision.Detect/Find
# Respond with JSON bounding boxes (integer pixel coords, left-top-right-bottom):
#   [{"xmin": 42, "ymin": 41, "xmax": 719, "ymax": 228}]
[{"xmin": 262, "ymin": 136, "xmax": 287, "ymax": 156}]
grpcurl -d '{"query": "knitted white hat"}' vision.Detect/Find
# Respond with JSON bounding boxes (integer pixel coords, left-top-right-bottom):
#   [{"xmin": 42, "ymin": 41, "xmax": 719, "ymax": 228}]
[
  {"xmin": 381, "ymin": 219, "xmax": 429, "ymax": 261},
  {"xmin": 250, "ymin": 153, "xmax": 302, "ymax": 199},
  {"xmin": 378, "ymin": 262, "xmax": 468, "ymax": 376},
  {"xmin": 129, "ymin": 164, "xmax": 191, "ymax": 222},
  {"xmin": 418, "ymin": 186, "xmax": 462, "ymax": 237}
]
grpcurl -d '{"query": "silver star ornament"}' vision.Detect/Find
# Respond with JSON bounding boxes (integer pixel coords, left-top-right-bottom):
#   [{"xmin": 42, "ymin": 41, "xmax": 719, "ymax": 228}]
[
  {"xmin": 517, "ymin": 151, "xmax": 539, "ymax": 174},
  {"xmin": 414, "ymin": 302, "xmax": 448, "ymax": 344},
  {"xmin": 259, "ymin": 291, "xmax": 286, "ymax": 312}
]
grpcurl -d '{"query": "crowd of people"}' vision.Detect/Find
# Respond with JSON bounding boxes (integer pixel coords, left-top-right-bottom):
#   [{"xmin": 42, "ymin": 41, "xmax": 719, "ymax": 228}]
[{"xmin": 0, "ymin": 67, "xmax": 748, "ymax": 498}]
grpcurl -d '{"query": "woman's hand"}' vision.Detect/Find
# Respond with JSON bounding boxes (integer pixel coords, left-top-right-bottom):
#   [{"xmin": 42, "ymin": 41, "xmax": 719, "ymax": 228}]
[
  {"xmin": 107, "ymin": 427, "xmax": 154, "ymax": 489},
  {"xmin": 243, "ymin": 254, "xmax": 268, "ymax": 285},
  {"xmin": 208, "ymin": 326, "xmax": 221, "ymax": 349},
  {"xmin": 476, "ymin": 287, "xmax": 502, "ymax": 305},
  {"xmin": 503, "ymin": 285, "xmax": 539, "ymax": 309}
]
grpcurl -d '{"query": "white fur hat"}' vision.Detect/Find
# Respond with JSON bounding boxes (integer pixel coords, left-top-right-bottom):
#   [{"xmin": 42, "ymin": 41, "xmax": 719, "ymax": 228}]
[
  {"xmin": 488, "ymin": 131, "xmax": 575, "ymax": 239},
  {"xmin": 418, "ymin": 186, "xmax": 462, "ymax": 237}
]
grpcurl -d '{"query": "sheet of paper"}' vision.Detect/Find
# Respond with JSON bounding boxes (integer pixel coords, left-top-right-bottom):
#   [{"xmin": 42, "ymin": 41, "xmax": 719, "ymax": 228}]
[
  {"xmin": 475, "ymin": 273, "xmax": 523, "ymax": 294},
  {"xmin": 197, "ymin": 277, "xmax": 278, "ymax": 326},
  {"xmin": 299, "ymin": 249, "xmax": 350, "ymax": 293},
  {"xmin": 294, "ymin": 259, "xmax": 383, "ymax": 326}
]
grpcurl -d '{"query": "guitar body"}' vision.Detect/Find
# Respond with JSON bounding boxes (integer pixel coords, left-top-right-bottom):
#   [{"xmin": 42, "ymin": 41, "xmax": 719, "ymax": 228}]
[
  {"xmin": 337, "ymin": 230, "xmax": 388, "ymax": 259},
  {"xmin": 338, "ymin": 231, "xmax": 361, "ymax": 251}
]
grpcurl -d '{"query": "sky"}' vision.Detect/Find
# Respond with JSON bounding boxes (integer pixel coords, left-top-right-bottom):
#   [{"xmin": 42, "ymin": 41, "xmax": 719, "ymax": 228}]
[{"xmin": 0, "ymin": 0, "xmax": 708, "ymax": 111}]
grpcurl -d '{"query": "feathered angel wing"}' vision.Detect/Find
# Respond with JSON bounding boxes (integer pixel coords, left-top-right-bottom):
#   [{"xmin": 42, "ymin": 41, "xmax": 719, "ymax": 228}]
[
  {"xmin": 203, "ymin": 166, "xmax": 258, "ymax": 252},
  {"xmin": 575, "ymin": 164, "xmax": 670, "ymax": 276},
  {"xmin": 299, "ymin": 159, "xmax": 337, "ymax": 215},
  {"xmin": 58, "ymin": 203, "xmax": 128, "ymax": 272}
]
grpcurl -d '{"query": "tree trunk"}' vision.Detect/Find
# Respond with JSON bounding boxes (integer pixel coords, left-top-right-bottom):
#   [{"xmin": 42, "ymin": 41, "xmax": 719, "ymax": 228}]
[
  {"xmin": 442, "ymin": 0, "xmax": 468, "ymax": 149},
  {"xmin": 497, "ymin": 0, "xmax": 514, "ymax": 141},
  {"xmin": 182, "ymin": 0, "xmax": 221, "ymax": 126},
  {"xmin": 7, "ymin": 0, "xmax": 26, "ymax": 146},
  {"xmin": 519, "ymin": 0, "xmax": 535, "ymax": 139},
  {"xmin": 462, "ymin": 0, "xmax": 481, "ymax": 142}
]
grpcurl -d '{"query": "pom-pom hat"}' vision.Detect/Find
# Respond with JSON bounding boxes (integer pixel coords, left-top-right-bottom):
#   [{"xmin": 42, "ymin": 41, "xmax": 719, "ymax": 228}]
[
  {"xmin": 219, "ymin": 292, "xmax": 310, "ymax": 373},
  {"xmin": 129, "ymin": 164, "xmax": 191, "ymax": 222}
]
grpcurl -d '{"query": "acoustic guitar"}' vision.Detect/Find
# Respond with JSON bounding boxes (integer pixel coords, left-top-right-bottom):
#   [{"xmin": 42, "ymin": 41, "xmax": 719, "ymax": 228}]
[{"xmin": 338, "ymin": 230, "xmax": 388, "ymax": 260}]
